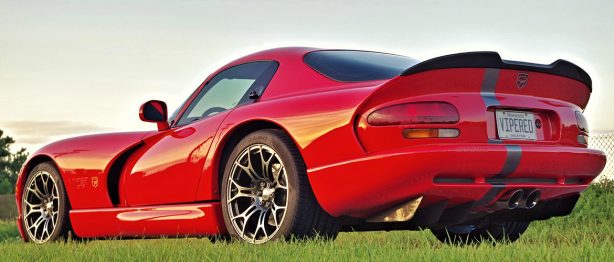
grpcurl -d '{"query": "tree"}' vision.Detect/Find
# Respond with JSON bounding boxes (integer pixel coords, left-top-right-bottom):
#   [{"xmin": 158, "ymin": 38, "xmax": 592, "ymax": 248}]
[{"xmin": 0, "ymin": 129, "xmax": 29, "ymax": 194}]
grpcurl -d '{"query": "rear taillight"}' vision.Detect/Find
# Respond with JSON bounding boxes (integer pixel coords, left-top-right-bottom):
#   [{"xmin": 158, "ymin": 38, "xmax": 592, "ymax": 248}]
[
  {"xmin": 402, "ymin": 128, "xmax": 460, "ymax": 139},
  {"xmin": 575, "ymin": 111, "xmax": 589, "ymax": 133},
  {"xmin": 367, "ymin": 102, "xmax": 459, "ymax": 126},
  {"xmin": 575, "ymin": 111, "xmax": 589, "ymax": 145}
]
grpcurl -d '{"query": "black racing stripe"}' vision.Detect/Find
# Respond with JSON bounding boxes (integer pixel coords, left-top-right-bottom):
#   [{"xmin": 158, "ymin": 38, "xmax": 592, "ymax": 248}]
[
  {"xmin": 495, "ymin": 145, "xmax": 522, "ymax": 178},
  {"xmin": 475, "ymin": 147, "xmax": 523, "ymax": 208},
  {"xmin": 474, "ymin": 69, "xmax": 523, "ymax": 208},
  {"xmin": 480, "ymin": 68, "xmax": 500, "ymax": 145},
  {"xmin": 474, "ymin": 146, "xmax": 523, "ymax": 207},
  {"xmin": 472, "ymin": 184, "xmax": 506, "ymax": 208},
  {"xmin": 480, "ymin": 68, "xmax": 500, "ymax": 107}
]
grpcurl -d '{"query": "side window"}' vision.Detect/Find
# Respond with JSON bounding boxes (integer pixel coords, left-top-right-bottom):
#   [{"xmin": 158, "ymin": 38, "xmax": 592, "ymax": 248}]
[{"xmin": 176, "ymin": 61, "xmax": 278, "ymax": 126}]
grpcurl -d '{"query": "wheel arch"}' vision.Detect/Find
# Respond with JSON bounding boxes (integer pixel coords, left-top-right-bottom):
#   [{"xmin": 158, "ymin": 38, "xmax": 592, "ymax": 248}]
[
  {"xmin": 214, "ymin": 119, "xmax": 297, "ymax": 191},
  {"xmin": 213, "ymin": 118, "xmax": 339, "ymax": 240},
  {"xmin": 15, "ymin": 154, "xmax": 70, "ymax": 242},
  {"xmin": 17, "ymin": 154, "xmax": 59, "ymax": 195},
  {"xmin": 17, "ymin": 154, "xmax": 74, "ymax": 207}
]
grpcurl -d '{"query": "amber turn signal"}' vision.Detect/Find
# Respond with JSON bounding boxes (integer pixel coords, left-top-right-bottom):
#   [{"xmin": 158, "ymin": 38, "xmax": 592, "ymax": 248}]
[{"xmin": 402, "ymin": 128, "xmax": 460, "ymax": 139}]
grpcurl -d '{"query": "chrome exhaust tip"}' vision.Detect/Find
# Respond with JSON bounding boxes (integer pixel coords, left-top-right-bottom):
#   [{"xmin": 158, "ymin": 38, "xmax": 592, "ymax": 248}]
[
  {"xmin": 524, "ymin": 189, "xmax": 541, "ymax": 209},
  {"xmin": 493, "ymin": 189, "xmax": 525, "ymax": 210},
  {"xmin": 507, "ymin": 189, "xmax": 525, "ymax": 209}
]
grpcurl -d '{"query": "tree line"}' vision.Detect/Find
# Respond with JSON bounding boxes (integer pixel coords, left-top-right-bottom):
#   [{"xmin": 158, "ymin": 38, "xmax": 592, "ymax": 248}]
[{"xmin": 0, "ymin": 129, "xmax": 28, "ymax": 194}]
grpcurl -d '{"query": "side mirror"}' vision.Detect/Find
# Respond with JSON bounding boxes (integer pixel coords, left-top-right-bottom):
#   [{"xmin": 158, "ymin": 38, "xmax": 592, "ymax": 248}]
[{"xmin": 139, "ymin": 100, "xmax": 170, "ymax": 131}]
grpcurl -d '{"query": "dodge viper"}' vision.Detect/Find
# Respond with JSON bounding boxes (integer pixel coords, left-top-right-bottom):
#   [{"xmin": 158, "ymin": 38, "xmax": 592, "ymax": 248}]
[{"xmin": 15, "ymin": 47, "xmax": 606, "ymax": 244}]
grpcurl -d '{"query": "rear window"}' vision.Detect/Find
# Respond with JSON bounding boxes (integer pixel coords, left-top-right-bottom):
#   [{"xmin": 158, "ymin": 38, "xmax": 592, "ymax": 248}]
[{"xmin": 304, "ymin": 50, "xmax": 419, "ymax": 82}]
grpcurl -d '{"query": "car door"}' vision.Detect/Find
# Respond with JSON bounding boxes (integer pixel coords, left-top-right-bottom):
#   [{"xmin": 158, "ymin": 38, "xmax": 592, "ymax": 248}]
[{"xmin": 123, "ymin": 61, "xmax": 279, "ymax": 206}]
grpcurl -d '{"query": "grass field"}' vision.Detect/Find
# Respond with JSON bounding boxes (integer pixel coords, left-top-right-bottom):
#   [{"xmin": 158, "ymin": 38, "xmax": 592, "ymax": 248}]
[{"xmin": 0, "ymin": 181, "xmax": 613, "ymax": 261}]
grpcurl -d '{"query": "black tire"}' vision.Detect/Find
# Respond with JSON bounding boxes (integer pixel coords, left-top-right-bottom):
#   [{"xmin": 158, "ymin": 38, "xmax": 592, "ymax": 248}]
[
  {"xmin": 206, "ymin": 234, "xmax": 231, "ymax": 244},
  {"xmin": 431, "ymin": 221, "xmax": 530, "ymax": 245},
  {"xmin": 21, "ymin": 162, "xmax": 71, "ymax": 243},
  {"xmin": 220, "ymin": 129, "xmax": 338, "ymax": 243}
]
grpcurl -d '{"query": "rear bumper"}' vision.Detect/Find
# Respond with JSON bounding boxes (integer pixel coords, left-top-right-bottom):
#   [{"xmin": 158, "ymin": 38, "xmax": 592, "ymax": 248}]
[{"xmin": 307, "ymin": 143, "xmax": 606, "ymax": 218}]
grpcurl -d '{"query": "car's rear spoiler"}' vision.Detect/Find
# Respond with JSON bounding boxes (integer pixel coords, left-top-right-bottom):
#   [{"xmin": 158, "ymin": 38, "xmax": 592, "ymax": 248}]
[{"xmin": 401, "ymin": 52, "xmax": 592, "ymax": 91}]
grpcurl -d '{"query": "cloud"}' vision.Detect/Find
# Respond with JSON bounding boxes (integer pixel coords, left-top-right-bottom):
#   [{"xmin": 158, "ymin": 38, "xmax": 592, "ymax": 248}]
[{"xmin": 0, "ymin": 121, "xmax": 112, "ymax": 146}]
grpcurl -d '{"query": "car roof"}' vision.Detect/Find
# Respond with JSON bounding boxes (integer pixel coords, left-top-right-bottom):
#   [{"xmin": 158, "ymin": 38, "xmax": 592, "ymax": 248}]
[{"xmin": 208, "ymin": 47, "xmax": 389, "ymax": 100}]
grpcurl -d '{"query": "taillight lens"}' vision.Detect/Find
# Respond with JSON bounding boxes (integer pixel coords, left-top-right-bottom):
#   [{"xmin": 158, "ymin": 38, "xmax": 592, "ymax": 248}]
[
  {"xmin": 403, "ymin": 128, "xmax": 460, "ymax": 139},
  {"xmin": 575, "ymin": 111, "xmax": 589, "ymax": 133},
  {"xmin": 367, "ymin": 102, "xmax": 459, "ymax": 126}
]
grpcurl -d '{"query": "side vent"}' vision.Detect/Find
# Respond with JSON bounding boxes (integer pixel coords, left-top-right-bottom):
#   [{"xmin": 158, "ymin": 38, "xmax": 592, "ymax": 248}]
[{"xmin": 107, "ymin": 142, "xmax": 143, "ymax": 205}]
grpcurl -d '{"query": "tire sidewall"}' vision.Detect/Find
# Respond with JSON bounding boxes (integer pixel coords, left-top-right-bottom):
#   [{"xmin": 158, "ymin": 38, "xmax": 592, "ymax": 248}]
[
  {"xmin": 220, "ymin": 130, "xmax": 301, "ymax": 242},
  {"xmin": 21, "ymin": 162, "xmax": 69, "ymax": 243}
]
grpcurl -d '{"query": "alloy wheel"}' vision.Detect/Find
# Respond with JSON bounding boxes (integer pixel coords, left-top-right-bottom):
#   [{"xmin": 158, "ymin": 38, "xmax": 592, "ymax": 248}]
[
  {"xmin": 226, "ymin": 144, "xmax": 289, "ymax": 244},
  {"xmin": 23, "ymin": 170, "xmax": 60, "ymax": 243}
]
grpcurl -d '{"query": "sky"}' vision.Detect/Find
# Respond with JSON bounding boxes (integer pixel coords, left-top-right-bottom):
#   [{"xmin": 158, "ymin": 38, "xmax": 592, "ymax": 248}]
[{"xmin": 1, "ymin": 0, "xmax": 613, "ymax": 152}]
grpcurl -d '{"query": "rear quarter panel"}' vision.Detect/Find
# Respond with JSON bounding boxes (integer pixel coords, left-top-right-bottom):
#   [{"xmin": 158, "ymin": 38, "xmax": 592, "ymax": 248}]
[{"xmin": 195, "ymin": 86, "xmax": 376, "ymax": 201}]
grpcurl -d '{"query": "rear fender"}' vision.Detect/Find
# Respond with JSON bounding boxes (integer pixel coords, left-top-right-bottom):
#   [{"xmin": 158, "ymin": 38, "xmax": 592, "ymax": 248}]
[{"xmin": 195, "ymin": 87, "xmax": 376, "ymax": 201}]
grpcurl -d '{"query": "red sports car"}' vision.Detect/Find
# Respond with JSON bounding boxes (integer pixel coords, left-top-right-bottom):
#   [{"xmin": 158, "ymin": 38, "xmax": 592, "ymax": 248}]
[{"xmin": 15, "ymin": 47, "xmax": 605, "ymax": 244}]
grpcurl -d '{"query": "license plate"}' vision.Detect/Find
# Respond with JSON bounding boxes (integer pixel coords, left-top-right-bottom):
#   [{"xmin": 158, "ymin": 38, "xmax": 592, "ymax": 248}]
[{"xmin": 496, "ymin": 110, "xmax": 537, "ymax": 140}]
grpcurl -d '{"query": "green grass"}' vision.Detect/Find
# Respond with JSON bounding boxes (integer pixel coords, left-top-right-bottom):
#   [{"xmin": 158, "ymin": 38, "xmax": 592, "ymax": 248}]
[{"xmin": 1, "ymin": 181, "xmax": 613, "ymax": 261}]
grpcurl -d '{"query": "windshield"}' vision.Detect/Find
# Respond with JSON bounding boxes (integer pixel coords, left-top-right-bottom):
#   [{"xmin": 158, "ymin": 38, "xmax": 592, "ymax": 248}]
[{"xmin": 304, "ymin": 50, "xmax": 419, "ymax": 82}]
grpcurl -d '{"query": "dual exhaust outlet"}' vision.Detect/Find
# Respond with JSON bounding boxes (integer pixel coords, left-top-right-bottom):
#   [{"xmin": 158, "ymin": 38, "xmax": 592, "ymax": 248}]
[{"xmin": 496, "ymin": 189, "xmax": 541, "ymax": 210}]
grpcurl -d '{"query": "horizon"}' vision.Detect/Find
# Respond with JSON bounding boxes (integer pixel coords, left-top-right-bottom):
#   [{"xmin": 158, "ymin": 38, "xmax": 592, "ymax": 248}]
[{"xmin": 1, "ymin": 0, "xmax": 613, "ymax": 153}]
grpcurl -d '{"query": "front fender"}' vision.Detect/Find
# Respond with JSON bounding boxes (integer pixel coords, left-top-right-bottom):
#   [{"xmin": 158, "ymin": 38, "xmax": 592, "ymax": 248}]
[{"xmin": 15, "ymin": 131, "xmax": 151, "ymax": 212}]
